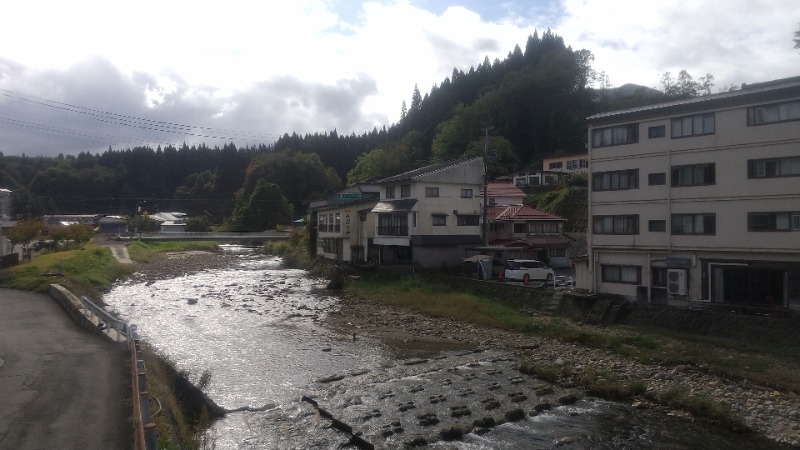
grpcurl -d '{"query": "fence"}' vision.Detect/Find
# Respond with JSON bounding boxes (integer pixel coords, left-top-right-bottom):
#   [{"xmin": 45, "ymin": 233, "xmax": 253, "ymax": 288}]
[
  {"xmin": 129, "ymin": 324, "xmax": 157, "ymax": 450},
  {"xmin": 79, "ymin": 296, "xmax": 129, "ymax": 341}
]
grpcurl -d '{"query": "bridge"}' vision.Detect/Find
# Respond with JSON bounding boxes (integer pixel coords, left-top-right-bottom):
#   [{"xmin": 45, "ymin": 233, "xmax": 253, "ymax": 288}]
[{"xmin": 133, "ymin": 231, "xmax": 290, "ymax": 243}]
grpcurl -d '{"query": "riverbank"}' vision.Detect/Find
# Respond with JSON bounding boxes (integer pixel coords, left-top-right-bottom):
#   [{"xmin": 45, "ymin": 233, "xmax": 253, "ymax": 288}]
[
  {"xmin": 127, "ymin": 249, "xmax": 800, "ymax": 447},
  {"xmin": 327, "ymin": 288, "xmax": 800, "ymax": 447}
]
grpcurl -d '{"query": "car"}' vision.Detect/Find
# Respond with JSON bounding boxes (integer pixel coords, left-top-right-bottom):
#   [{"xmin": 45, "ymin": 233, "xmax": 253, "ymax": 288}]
[
  {"xmin": 503, "ymin": 259, "xmax": 555, "ymax": 284},
  {"xmin": 554, "ymin": 275, "xmax": 575, "ymax": 288}
]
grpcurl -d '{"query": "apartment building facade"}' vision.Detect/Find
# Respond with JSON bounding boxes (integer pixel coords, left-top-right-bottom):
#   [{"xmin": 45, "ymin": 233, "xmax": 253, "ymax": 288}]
[{"xmin": 587, "ymin": 77, "xmax": 800, "ymax": 311}]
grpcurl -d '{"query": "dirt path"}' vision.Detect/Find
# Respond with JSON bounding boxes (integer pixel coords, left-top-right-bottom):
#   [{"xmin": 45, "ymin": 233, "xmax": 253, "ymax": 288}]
[{"xmin": 0, "ymin": 289, "xmax": 131, "ymax": 449}]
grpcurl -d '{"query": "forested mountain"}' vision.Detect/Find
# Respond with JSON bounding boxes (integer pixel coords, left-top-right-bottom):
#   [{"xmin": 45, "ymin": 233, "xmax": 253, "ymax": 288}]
[{"xmin": 0, "ymin": 30, "xmax": 689, "ymax": 229}]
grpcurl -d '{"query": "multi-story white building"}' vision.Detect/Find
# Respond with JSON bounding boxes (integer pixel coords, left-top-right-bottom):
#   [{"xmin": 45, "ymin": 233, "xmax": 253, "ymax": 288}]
[
  {"xmin": 586, "ymin": 77, "xmax": 800, "ymax": 311},
  {"xmin": 311, "ymin": 182, "xmax": 380, "ymax": 263},
  {"xmin": 371, "ymin": 157, "xmax": 484, "ymax": 267}
]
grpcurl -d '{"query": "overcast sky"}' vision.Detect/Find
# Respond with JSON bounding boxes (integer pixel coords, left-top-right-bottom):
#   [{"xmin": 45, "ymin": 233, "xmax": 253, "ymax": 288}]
[{"xmin": 0, "ymin": 0, "xmax": 797, "ymax": 157}]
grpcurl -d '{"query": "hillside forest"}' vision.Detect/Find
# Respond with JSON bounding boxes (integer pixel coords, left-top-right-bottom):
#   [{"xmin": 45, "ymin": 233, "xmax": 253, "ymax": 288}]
[{"xmin": 0, "ymin": 31, "xmax": 719, "ymax": 231}]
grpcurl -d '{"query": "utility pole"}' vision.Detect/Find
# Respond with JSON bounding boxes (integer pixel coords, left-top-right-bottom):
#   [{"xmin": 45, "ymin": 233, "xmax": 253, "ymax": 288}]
[{"xmin": 482, "ymin": 126, "xmax": 492, "ymax": 246}]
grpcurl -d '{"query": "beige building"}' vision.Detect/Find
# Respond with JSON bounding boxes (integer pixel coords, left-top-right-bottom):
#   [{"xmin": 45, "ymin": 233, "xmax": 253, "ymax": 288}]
[
  {"xmin": 311, "ymin": 183, "xmax": 380, "ymax": 263},
  {"xmin": 586, "ymin": 76, "xmax": 800, "ymax": 311},
  {"xmin": 371, "ymin": 157, "xmax": 484, "ymax": 267},
  {"xmin": 311, "ymin": 158, "xmax": 485, "ymax": 267},
  {"xmin": 542, "ymin": 153, "xmax": 589, "ymax": 175}
]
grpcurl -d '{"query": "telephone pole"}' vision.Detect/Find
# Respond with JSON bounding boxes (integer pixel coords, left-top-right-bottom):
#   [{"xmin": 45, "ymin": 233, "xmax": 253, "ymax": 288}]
[{"xmin": 481, "ymin": 126, "xmax": 492, "ymax": 246}]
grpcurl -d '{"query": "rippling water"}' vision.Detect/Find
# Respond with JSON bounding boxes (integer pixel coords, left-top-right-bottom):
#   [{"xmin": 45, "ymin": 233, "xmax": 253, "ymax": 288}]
[{"xmin": 104, "ymin": 246, "xmax": 787, "ymax": 449}]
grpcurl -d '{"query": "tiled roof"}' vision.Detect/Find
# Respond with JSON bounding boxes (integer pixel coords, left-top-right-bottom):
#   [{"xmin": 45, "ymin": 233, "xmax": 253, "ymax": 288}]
[
  {"xmin": 379, "ymin": 157, "xmax": 481, "ymax": 183},
  {"xmin": 587, "ymin": 76, "xmax": 800, "ymax": 123},
  {"xmin": 479, "ymin": 181, "xmax": 525, "ymax": 198},
  {"xmin": 487, "ymin": 204, "xmax": 564, "ymax": 221}
]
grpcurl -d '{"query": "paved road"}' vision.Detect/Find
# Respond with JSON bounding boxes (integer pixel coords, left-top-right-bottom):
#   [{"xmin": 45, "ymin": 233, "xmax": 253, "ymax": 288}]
[{"xmin": 0, "ymin": 289, "xmax": 131, "ymax": 450}]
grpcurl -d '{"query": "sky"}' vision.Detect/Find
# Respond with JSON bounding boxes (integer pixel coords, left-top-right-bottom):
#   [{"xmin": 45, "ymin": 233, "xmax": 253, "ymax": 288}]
[{"xmin": 0, "ymin": 0, "xmax": 797, "ymax": 157}]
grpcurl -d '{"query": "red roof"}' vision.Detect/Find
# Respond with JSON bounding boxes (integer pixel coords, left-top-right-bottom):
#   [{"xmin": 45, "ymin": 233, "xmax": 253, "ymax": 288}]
[{"xmin": 487, "ymin": 204, "xmax": 564, "ymax": 221}]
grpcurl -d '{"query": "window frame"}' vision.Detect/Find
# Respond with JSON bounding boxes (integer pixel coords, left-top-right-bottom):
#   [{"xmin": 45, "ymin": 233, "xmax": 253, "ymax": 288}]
[
  {"xmin": 671, "ymin": 213, "xmax": 716, "ymax": 235},
  {"xmin": 671, "ymin": 113, "xmax": 715, "ymax": 138},
  {"xmin": 591, "ymin": 123, "xmax": 639, "ymax": 148},
  {"xmin": 748, "ymin": 212, "xmax": 799, "ymax": 231},
  {"xmin": 592, "ymin": 214, "xmax": 639, "ymax": 235},
  {"xmin": 648, "ymin": 219, "xmax": 666, "ymax": 232},
  {"xmin": 747, "ymin": 156, "xmax": 800, "ymax": 179},
  {"xmin": 648, "ymin": 125, "xmax": 666, "ymax": 138},
  {"xmin": 671, "ymin": 163, "xmax": 715, "ymax": 187},
  {"xmin": 648, "ymin": 172, "xmax": 666, "ymax": 186},
  {"xmin": 400, "ymin": 184, "xmax": 411, "ymax": 198},
  {"xmin": 385, "ymin": 186, "xmax": 395, "ymax": 199},
  {"xmin": 431, "ymin": 214, "xmax": 447, "ymax": 226},
  {"xmin": 601, "ymin": 265, "xmax": 642, "ymax": 284},
  {"xmin": 460, "ymin": 188, "xmax": 473, "ymax": 198},
  {"xmin": 747, "ymin": 100, "xmax": 800, "ymax": 126},
  {"xmin": 456, "ymin": 215, "xmax": 480, "ymax": 226},
  {"xmin": 592, "ymin": 169, "xmax": 639, "ymax": 191},
  {"xmin": 425, "ymin": 186, "xmax": 440, "ymax": 197}
]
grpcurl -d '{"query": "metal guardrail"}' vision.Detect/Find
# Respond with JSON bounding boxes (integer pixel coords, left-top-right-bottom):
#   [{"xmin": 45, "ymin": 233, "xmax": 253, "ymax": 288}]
[
  {"xmin": 129, "ymin": 324, "xmax": 157, "ymax": 450},
  {"xmin": 79, "ymin": 296, "xmax": 129, "ymax": 342}
]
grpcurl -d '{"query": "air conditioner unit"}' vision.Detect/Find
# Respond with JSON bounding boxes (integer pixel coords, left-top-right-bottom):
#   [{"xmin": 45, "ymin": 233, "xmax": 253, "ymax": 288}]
[{"xmin": 667, "ymin": 269, "xmax": 687, "ymax": 296}]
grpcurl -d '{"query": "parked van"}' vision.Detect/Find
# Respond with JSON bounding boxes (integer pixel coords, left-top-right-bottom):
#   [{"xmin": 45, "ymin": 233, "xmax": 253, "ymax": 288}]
[{"xmin": 504, "ymin": 259, "xmax": 555, "ymax": 284}]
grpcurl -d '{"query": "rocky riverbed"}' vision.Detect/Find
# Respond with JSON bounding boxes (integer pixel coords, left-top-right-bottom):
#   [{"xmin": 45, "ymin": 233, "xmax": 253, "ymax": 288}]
[{"xmin": 129, "ymin": 249, "xmax": 800, "ymax": 447}]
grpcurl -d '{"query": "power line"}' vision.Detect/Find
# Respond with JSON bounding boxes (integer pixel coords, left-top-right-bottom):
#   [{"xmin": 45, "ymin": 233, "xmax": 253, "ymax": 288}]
[{"xmin": 0, "ymin": 88, "xmax": 279, "ymax": 143}]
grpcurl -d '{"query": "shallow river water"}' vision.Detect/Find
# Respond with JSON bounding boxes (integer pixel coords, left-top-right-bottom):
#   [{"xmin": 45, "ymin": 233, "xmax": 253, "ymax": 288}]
[{"xmin": 104, "ymin": 246, "xmax": 786, "ymax": 449}]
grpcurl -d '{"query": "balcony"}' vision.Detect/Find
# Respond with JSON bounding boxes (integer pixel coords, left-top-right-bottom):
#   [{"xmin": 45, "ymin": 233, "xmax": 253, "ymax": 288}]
[{"xmin": 377, "ymin": 226, "xmax": 409, "ymax": 236}]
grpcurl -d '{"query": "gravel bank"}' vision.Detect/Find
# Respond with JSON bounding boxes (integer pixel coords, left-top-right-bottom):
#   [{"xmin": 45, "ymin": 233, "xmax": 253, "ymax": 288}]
[{"xmin": 130, "ymin": 250, "xmax": 800, "ymax": 447}]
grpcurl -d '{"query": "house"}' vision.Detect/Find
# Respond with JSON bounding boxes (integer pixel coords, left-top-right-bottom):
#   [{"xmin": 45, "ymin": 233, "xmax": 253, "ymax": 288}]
[
  {"xmin": 310, "ymin": 182, "xmax": 380, "ymax": 263},
  {"xmin": 479, "ymin": 181, "xmax": 526, "ymax": 206},
  {"xmin": 542, "ymin": 153, "xmax": 589, "ymax": 175},
  {"xmin": 512, "ymin": 169, "xmax": 563, "ymax": 188},
  {"xmin": 0, "ymin": 188, "xmax": 11, "ymax": 220},
  {"xmin": 476, "ymin": 204, "xmax": 572, "ymax": 268},
  {"xmin": 371, "ymin": 157, "xmax": 484, "ymax": 268},
  {"xmin": 586, "ymin": 76, "xmax": 800, "ymax": 311},
  {"xmin": 98, "ymin": 216, "xmax": 129, "ymax": 235},
  {"xmin": 151, "ymin": 212, "xmax": 187, "ymax": 233}
]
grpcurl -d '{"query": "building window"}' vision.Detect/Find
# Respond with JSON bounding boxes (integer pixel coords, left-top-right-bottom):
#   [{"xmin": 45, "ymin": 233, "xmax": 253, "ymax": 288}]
[
  {"xmin": 515, "ymin": 178, "xmax": 526, "ymax": 187},
  {"xmin": 671, "ymin": 113, "xmax": 715, "ymax": 138},
  {"xmin": 648, "ymin": 220, "xmax": 666, "ymax": 232},
  {"xmin": 748, "ymin": 156, "xmax": 800, "ymax": 178},
  {"xmin": 432, "ymin": 214, "xmax": 447, "ymax": 226},
  {"xmin": 318, "ymin": 214, "xmax": 327, "ymax": 232},
  {"xmin": 457, "ymin": 215, "xmax": 479, "ymax": 226},
  {"xmin": 334, "ymin": 212, "xmax": 341, "ymax": 232},
  {"xmin": 385, "ymin": 186, "xmax": 395, "ymax": 199},
  {"xmin": 648, "ymin": 172, "xmax": 666, "ymax": 185},
  {"xmin": 648, "ymin": 125, "xmax": 665, "ymax": 138},
  {"xmin": 461, "ymin": 188, "xmax": 473, "ymax": 198},
  {"xmin": 591, "ymin": 123, "xmax": 639, "ymax": 148},
  {"xmin": 378, "ymin": 213, "xmax": 408, "ymax": 236},
  {"xmin": 747, "ymin": 100, "xmax": 800, "ymax": 126},
  {"xmin": 529, "ymin": 221, "xmax": 560, "ymax": 233},
  {"xmin": 550, "ymin": 248, "xmax": 566, "ymax": 258},
  {"xmin": 748, "ymin": 212, "xmax": 799, "ymax": 231},
  {"xmin": 671, "ymin": 163, "xmax": 715, "ymax": 186},
  {"xmin": 513, "ymin": 222, "xmax": 527, "ymax": 234},
  {"xmin": 400, "ymin": 184, "xmax": 411, "ymax": 197},
  {"xmin": 529, "ymin": 176, "xmax": 540, "ymax": 186},
  {"xmin": 651, "ymin": 268, "xmax": 668, "ymax": 287},
  {"xmin": 593, "ymin": 215, "xmax": 639, "ymax": 235},
  {"xmin": 489, "ymin": 222, "xmax": 505, "ymax": 231},
  {"xmin": 593, "ymin": 169, "xmax": 639, "ymax": 191},
  {"xmin": 671, "ymin": 213, "xmax": 716, "ymax": 235},
  {"xmin": 425, "ymin": 187, "xmax": 439, "ymax": 197},
  {"xmin": 602, "ymin": 265, "xmax": 641, "ymax": 284},
  {"xmin": 549, "ymin": 161, "xmax": 563, "ymax": 170}
]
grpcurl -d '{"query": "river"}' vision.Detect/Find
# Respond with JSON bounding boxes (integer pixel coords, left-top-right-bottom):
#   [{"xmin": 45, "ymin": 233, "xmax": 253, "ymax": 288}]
[{"xmin": 103, "ymin": 246, "xmax": 786, "ymax": 449}]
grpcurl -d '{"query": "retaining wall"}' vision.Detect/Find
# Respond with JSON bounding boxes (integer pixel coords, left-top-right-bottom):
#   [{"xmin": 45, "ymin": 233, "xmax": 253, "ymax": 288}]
[{"xmin": 49, "ymin": 284, "xmax": 106, "ymax": 338}]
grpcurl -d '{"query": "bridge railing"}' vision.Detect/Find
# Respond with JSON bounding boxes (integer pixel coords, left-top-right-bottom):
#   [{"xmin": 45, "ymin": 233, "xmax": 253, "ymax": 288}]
[{"xmin": 129, "ymin": 324, "xmax": 157, "ymax": 450}]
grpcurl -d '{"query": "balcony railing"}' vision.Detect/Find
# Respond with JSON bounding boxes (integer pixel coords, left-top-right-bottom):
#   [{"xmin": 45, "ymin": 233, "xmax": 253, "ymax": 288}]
[{"xmin": 377, "ymin": 226, "xmax": 408, "ymax": 236}]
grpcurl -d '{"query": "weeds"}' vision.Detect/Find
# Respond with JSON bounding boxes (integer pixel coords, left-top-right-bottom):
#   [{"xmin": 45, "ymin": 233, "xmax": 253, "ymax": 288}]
[{"xmin": 658, "ymin": 384, "xmax": 748, "ymax": 431}]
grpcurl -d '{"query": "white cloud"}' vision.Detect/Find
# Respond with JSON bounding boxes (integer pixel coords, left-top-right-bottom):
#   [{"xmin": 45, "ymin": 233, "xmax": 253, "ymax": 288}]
[{"xmin": 0, "ymin": 0, "xmax": 797, "ymax": 157}]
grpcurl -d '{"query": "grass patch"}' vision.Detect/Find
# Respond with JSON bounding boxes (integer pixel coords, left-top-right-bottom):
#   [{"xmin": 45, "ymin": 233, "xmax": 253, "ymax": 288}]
[
  {"xmin": 0, "ymin": 244, "xmax": 131, "ymax": 296},
  {"xmin": 345, "ymin": 275, "xmax": 535, "ymax": 332},
  {"xmin": 658, "ymin": 384, "xmax": 748, "ymax": 431},
  {"xmin": 127, "ymin": 241, "xmax": 219, "ymax": 262}
]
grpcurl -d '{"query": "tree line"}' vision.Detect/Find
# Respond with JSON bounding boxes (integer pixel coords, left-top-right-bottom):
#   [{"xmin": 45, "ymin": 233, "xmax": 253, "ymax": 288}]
[{"xmin": 0, "ymin": 30, "xmax": 722, "ymax": 231}]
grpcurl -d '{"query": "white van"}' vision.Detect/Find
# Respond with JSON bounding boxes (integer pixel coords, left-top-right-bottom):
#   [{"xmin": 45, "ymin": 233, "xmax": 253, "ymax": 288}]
[{"xmin": 504, "ymin": 259, "xmax": 555, "ymax": 284}]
